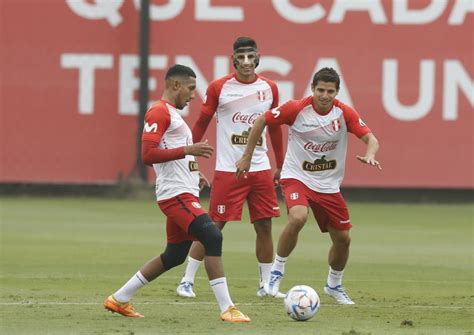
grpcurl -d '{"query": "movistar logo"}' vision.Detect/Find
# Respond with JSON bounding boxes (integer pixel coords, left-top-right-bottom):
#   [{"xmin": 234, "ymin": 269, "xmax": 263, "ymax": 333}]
[{"xmin": 144, "ymin": 122, "xmax": 157, "ymax": 133}]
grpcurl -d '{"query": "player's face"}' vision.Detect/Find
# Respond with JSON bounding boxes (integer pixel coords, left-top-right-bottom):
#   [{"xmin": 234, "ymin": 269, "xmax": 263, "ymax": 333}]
[
  {"xmin": 234, "ymin": 50, "xmax": 258, "ymax": 77},
  {"xmin": 312, "ymin": 81, "xmax": 339, "ymax": 113},
  {"xmin": 175, "ymin": 78, "xmax": 196, "ymax": 110}
]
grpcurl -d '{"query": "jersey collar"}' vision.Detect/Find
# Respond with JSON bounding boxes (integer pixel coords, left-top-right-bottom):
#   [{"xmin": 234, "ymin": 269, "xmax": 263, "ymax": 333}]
[{"xmin": 233, "ymin": 73, "xmax": 259, "ymax": 84}]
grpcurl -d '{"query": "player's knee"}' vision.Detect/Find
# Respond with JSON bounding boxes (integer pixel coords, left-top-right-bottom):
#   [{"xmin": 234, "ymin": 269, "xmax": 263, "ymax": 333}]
[
  {"xmin": 160, "ymin": 241, "xmax": 192, "ymax": 270},
  {"xmin": 339, "ymin": 234, "xmax": 351, "ymax": 247},
  {"xmin": 202, "ymin": 224, "xmax": 223, "ymax": 256},
  {"xmin": 334, "ymin": 232, "xmax": 351, "ymax": 248},
  {"xmin": 253, "ymin": 219, "xmax": 272, "ymax": 235},
  {"xmin": 188, "ymin": 214, "xmax": 223, "ymax": 257},
  {"xmin": 288, "ymin": 211, "xmax": 307, "ymax": 230}
]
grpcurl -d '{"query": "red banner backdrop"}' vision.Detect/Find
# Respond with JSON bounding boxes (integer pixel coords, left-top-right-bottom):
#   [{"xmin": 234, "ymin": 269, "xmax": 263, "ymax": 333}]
[{"xmin": 1, "ymin": 0, "xmax": 472, "ymax": 188}]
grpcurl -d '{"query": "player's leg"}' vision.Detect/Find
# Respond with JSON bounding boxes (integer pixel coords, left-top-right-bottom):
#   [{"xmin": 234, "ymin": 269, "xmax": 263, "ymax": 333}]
[
  {"xmin": 265, "ymin": 205, "xmax": 308, "ymax": 296},
  {"xmin": 247, "ymin": 170, "xmax": 282, "ymax": 297},
  {"xmin": 265, "ymin": 179, "xmax": 309, "ymax": 296},
  {"xmin": 327, "ymin": 225, "xmax": 351, "ymax": 273},
  {"xmin": 177, "ymin": 171, "xmax": 245, "ymax": 297},
  {"xmin": 323, "ymin": 226, "xmax": 354, "ymax": 304},
  {"xmin": 187, "ymin": 213, "xmax": 250, "ymax": 322},
  {"xmin": 177, "ymin": 221, "xmax": 226, "ymax": 298},
  {"xmin": 312, "ymin": 192, "xmax": 355, "ymax": 304},
  {"xmin": 252, "ymin": 218, "xmax": 274, "ymax": 296},
  {"xmin": 104, "ymin": 237, "xmax": 192, "ymax": 318}
]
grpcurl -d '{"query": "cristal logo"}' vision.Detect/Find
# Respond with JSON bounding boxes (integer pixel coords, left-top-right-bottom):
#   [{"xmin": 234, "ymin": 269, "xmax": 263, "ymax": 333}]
[
  {"xmin": 232, "ymin": 112, "xmax": 260, "ymax": 125},
  {"xmin": 144, "ymin": 122, "xmax": 158, "ymax": 133},
  {"xmin": 304, "ymin": 141, "xmax": 338, "ymax": 153}
]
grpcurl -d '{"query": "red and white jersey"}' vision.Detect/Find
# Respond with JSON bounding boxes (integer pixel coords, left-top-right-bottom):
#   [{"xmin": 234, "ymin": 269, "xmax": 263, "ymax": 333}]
[
  {"xmin": 142, "ymin": 100, "xmax": 199, "ymax": 201},
  {"xmin": 265, "ymin": 97, "xmax": 371, "ymax": 193},
  {"xmin": 202, "ymin": 73, "xmax": 278, "ymax": 172}
]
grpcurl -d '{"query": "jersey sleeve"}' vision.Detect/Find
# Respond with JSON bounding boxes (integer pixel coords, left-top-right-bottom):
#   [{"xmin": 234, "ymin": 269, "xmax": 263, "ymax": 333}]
[
  {"xmin": 192, "ymin": 112, "xmax": 213, "ymax": 142},
  {"xmin": 264, "ymin": 100, "xmax": 302, "ymax": 126},
  {"xmin": 141, "ymin": 105, "xmax": 185, "ymax": 165},
  {"xmin": 260, "ymin": 77, "xmax": 279, "ymax": 109},
  {"xmin": 267, "ymin": 124, "xmax": 284, "ymax": 168},
  {"xmin": 201, "ymin": 81, "xmax": 220, "ymax": 117},
  {"xmin": 270, "ymin": 81, "xmax": 279, "ymax": 108},
  {"xmin": 337, "ymin": 100, "xmax": 371, "ymax": 138},
  {"xmin": 141, "ymin": 105, "xmax": 171, "ymax": 143}
]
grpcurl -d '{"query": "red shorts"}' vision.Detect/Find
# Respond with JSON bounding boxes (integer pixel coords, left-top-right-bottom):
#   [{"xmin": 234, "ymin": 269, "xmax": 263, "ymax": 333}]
[
  {"xmin": 209, "ymin": 170, "xmax": 280, "ymax": 223},
  {"xmin": 157, "ymin": 193, "xmax": 206, "ymax": 243},
  {"xmin": 280, "ymin": 178, "xmax": 352, "ymax": 233}
]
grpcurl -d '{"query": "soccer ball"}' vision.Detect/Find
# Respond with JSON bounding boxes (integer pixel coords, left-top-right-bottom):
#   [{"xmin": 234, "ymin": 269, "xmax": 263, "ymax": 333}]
[{"xmin": 284, "ymin": 285, "xmax": 320, "ymax": 321}]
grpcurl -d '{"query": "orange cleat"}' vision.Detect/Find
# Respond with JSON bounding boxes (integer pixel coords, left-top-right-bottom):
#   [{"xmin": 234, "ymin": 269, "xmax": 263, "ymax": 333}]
[
  {"xmin": 220, "ymin": 306, "xmax": 251, "ymax": 323},
  {"xmin": 104, "ymin": 295, "xmax": 144, "ymax": 318}
]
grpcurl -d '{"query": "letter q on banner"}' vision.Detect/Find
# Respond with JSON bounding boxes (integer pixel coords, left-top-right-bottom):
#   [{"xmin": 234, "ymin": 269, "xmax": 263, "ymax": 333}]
[{"xmin": 65, "ymin": 0, "xmax": 124, "ymax": 27}]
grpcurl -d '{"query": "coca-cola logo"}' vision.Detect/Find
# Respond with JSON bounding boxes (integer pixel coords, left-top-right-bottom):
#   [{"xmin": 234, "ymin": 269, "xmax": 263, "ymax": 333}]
[
  {"xmin": 303, "ymin": 141, "xmax": 338, "ymax": 153},
  {"xmin": 232, "ymin": 112, "xmax": 260, "ymax": 125}
]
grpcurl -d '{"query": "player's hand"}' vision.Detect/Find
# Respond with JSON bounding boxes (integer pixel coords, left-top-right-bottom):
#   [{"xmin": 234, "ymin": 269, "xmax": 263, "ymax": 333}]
[
  {"xmin": 185, "ymin": 140, "xmax": 214, "ymax": 158},
  {"xmin": 235, "ymin": 157, "xmax": 251, "ymax": 179},
  {"xmin": 198, "ymin": 172, "xmax": 210, "ymax": 191},
  {"xmin": 356, "ymin": 155, "xmax": 382, "ymax": 170},
  {"xmin": 273, "ymin": 168, "xmax": 281, "ymax": 186}
]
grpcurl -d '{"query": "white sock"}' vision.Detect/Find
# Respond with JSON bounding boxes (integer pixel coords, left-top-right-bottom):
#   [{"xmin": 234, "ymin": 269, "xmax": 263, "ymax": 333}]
[
  {"xmin": 209, "ymin": 277, "xmax": 234, "ymax": 313},
  {"xmin": 181, "ymin": 256, "xmax": 202, "ymax": 283},
  {"xmin": 327, "ymin": 266, "xmax": 344, "ymax": 288},
  {"xmin": 258, "ymin": 262, "xmax": 272, "ymax": 287},
  {"xmin": 272, "ymin": 255, "xmax": 288, "ymax": 274},
  {"xmin": 113, "ymin": 271, "xmax": 149, "ymax": 303}
]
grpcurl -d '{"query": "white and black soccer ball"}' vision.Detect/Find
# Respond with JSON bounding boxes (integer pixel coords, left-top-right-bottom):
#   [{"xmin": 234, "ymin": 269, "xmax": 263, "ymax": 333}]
[{"xmin": 284, "ymin": 285, "xmax": 320, "ymax": 321}]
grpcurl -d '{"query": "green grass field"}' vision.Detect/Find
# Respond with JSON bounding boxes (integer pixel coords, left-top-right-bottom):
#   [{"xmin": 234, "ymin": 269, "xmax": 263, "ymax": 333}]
[{"xmin": 1, "ymin": 196, "xmax": 472, "ymax": 335}]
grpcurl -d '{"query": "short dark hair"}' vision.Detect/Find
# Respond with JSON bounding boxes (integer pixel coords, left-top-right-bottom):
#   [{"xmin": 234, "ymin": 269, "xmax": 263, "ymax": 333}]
[
  {"xmin": 165, "ymin": 64, "xmax": 196, "ymax": 81},
  {"xmin": 233, "ymin": 36, "xmax": 258, "ymax": 51},
  {"xmin": 312, "ymin": 67, "xmax": 340, "ymax": 90}
]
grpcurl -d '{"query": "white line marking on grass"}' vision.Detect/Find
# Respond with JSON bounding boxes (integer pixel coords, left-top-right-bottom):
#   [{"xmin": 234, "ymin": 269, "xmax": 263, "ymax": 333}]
[
  {"xmin": 1, "ymin": 274, "xmax": 472, "ymax": 284},
  {"xmin": 0, "ymin": 301, "xmax": 471, "ymax": 310}
]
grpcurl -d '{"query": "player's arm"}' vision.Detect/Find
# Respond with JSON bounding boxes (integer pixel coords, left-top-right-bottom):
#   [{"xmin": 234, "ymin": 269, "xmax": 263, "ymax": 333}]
[
  {"xmin": 235, "ymin": 115, "xmax": 267, "ymax": 178},
  {"xmin": 267, "ymin": 124, "xmax": 284, "ymax": 184},
  {"xmin": 356, "ymin": 133, "xmax": 381, "ymax": 170},
  {"xmin": 192, "ymin": 113, "xmax": 213, "ymax": 143},
  {"xmin": 236, "ymin": 100, "xmax": 297, "ymax": 177},
  {"xmin": 338, "ymin": 100, "xmax": 381, "ymax": 170},
  {"xmin": 142, "ymin": 108, "xmax": 213, "ymax": 166},
  {"xmin": 266, "ymin": 81, "xmax": 284, "ymax": 184},
  {"xmin": 142, "ymin": 141, "xmax": 214, "ymax": 166},
  {"xmin": 192, "ymin": 83, "xmax": 219, "ymax": 142}
]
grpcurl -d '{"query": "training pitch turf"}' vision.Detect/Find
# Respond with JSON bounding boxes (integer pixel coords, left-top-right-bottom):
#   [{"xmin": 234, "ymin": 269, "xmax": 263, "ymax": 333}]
[{"xmin": 0, "ymin": 196, "xmax": 472, "ymax": 334}]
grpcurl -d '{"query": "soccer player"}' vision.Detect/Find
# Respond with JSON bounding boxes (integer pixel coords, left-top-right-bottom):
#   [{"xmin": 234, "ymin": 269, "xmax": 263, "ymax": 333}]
[
  {"xmin": 236, "ymin": 67, "xmax": 381, "ymax": 305},
  {"xmin": 176, "ymin": 37, "xmax": 285, "ymax": 299},
  {"xmin": 104, "ymin": 64, "xmax": 250, "ymax": 322}
]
